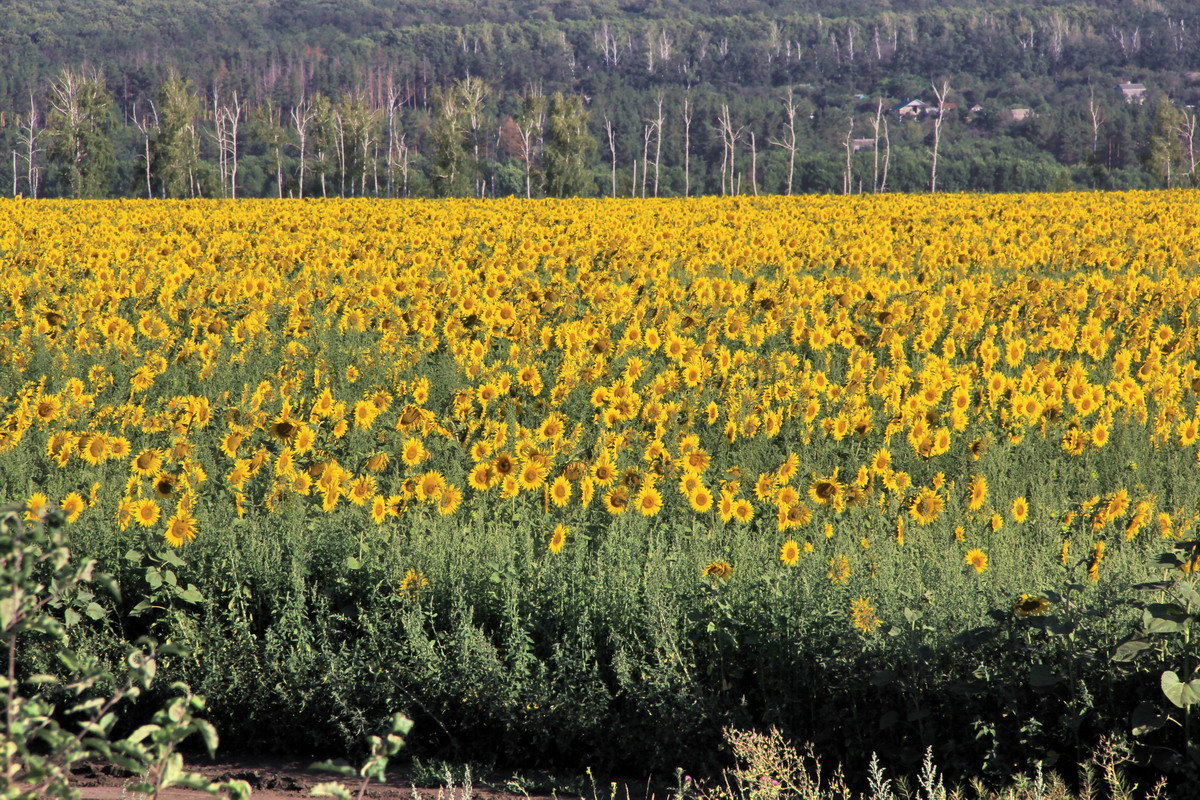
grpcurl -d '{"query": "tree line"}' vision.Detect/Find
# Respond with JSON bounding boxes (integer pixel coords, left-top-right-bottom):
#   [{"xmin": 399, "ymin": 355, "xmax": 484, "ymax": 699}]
[{"xmin": 7, "ymin": 64, "xmax": 1200, "ymax": 200}]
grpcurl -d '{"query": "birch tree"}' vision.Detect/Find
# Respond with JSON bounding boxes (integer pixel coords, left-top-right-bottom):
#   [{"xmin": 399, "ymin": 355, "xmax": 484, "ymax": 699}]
[
  {"xmin": 929, "ymin": 80, "xmax": 950, "ymax": 193},
  {"xmin": 769, "ymin": 88, "xmax": 800, "ymax": 195},
  {"xmin": 46, "ymin": 68, "xmax": 115, "ymax": 198}
]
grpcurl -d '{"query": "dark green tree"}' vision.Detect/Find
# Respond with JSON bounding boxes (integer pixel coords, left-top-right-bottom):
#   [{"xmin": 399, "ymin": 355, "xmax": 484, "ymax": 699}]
[
  {"xmin": 430, "ymin": 83, "xmax": 472, "ymax": 197},
  {"xmin": 544, "ymin": 92, "xmax": 596, "ymax": 197},
  {"xmin": 45, "ymin": 68, "xmax": 115, "ymax": 198},
  {"xmin": 152, "ymin": 73, "xmax": 203, "ymax": 198}
]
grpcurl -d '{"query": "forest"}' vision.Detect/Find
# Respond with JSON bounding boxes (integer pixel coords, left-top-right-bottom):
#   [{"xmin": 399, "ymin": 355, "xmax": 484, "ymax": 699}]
[{"xmin": 3, "ymin": 0, "xmax": 1200, "ymax": 197}]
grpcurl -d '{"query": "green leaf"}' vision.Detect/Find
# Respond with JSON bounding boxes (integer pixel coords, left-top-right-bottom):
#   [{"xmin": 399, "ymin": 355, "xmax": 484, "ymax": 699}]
[
  {"xmin": 1131, "ymin": 701, "xmax": 1168, "ymax": 735},
  {"xmin": 1161, "ymin": 671, "xmax": 1200, "ymax": 708},
  {"xmin": 128, "ymin": 724, "xmax": 160, "ymax": 743},
  {"xmin": 175, "ymin": 584, "xmax": 204, "ymax": 604},
  {"xmin": 1113, "ymin": 638, "xmax": 1152, "ymax": 663},
  {"xmin": 194, "ymin": 718, "xmax": 219, "ymax": 756},
  {"xmin": 310, "ymin": 781, "xmax": 355, "ymax": 799},
  {"xmin": 0, "ymin": 596, "xmax": 18, "ymax": 631},
  {"xmin": 310, "ymin": 759, "xmax": 357, "ymax": 778},
  {"xmin": 63, "ymin": 607, "xmax": 81, "ymax": 627},
  {"xmin": 84, "ymin": 601, "xmax": 107, "ymax": 620},
  {"xmin": 346, "ymin": 556, "xmax": 362, "ymax": 570}
]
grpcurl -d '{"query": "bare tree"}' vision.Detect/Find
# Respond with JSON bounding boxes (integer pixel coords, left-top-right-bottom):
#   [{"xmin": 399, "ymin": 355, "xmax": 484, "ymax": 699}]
[
  {"xmin": 133, "ymin": 101, "xmax": 158, "ymax": 199},
  {"xmin": 212, "ymin": 90, "xmax": 242, "ymax": 197},
  {"xmin": 843, "ymin": 117, "xmax": 854, "ymax": 194},
  {"xmin": 749, "ymin": 130, "xmax": 758, "ymax": 196},
  {"xmin": 1182, "ymin": 110, "xmax": 1198, "ymax": 184},
  {"xmin": 640, "ymin": 122, "xmax": 652, "ymax": 197},
  {"xmin": 651, "ymin": 91, "xmax": 665, "ymax": 196},
  {"xmin": 515, "ymin": 90, "xmax": 546, "ymax": 199},
  {"xmin": 930, "ymin": 80, "xmax": 950, "ymax": 193},
  {"xmin": 291, "ymin": 97, "xmax": 316, "ymax": 198},
  {"xmin": 16, "ymin": 94, "xmax": 41, "ymax": 198},
  {"xmin": 769, "ymin": 88, "xmax": 800, "ymax": 195},
  {"xmin": 604, "ymin": 114, "xmax": 617, "ymax": 198},
  {"xmin": 681, "ymin": 90, "xmax": 693, "ymax": 197},
  {"xmin": 717, "ymin": 104, "xmax": 744, "ymax": 196},
  {"xmin": 871, "ymin": 99, "xmax": 890, "ymax": 193},
  {"xmin": 870, "ymin": 99, "xmax": 883, "ymax": 192},
  {"xmin": 1088, "ymin": 86, "xmax": 1105, "ymax": 158}
]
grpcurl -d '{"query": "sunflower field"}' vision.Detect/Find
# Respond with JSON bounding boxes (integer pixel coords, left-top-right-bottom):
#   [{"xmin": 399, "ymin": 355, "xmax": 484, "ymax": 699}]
[{"xmin": 3, "ymin": 194, "xmax": 1200, "ymax": 783}]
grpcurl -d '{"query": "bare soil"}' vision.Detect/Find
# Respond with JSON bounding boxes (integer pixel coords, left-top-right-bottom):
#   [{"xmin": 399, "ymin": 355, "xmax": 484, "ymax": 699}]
[{"xmin": 72, "ymin": 757, "xmax": 572, "ymax": 800}]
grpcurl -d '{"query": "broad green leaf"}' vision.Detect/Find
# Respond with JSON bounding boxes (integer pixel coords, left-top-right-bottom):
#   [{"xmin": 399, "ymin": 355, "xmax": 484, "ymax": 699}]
[
  {"xmin": 1161, "ymin": 671, "xmax": 1200, "ymax": 708},
  {"xmin": 1113, "ymin": 639, "xmax": 1152, "ymax": 663},
  {"xmin": 1131, "ymin": 701, "xmax": 1167, "ymax": 735},
  {"xmin": 310, "ymin": 759, "xmax": 357, "ymax": 778}
]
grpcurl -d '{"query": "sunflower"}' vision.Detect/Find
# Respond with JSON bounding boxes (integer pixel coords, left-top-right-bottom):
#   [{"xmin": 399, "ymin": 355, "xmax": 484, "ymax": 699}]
[
  {"xmin": 34, "ymin": 395, "xmax": 62, "ymax": 423},
  {"xmin": 437, "ymin": 485, "xmax": 463, "ymax": 516},
  {"xmin": 1011, "ymin": 496, "xmax": 1029, "ymax": 524},
  {"xmin": 348, "ymin": 475, "xmax": 377, "ymax": 506},
  {"xmin": 548, "ymin": 523, "xmax": 568, "ymax": 554},
  {"xmin": 60, "ymin": 492, "xmax": 86, "ymax": 523},
  {"xmin": 547, "ymin": 475, "xmax": 571, "ymax": 507},
  {"xmin": 132, "ymin": 449, "xmax": 164, "ymax": 477},
  {"xmin": 689, "ymin": 487, "xmax": 714, "ymax": 513},
  {"xmin": 468, "ymin": 462, "xmax": 495, "ymax": 492},
  {"xmin": 701, "ymin": 560, "xmax": 733, "ymax": 581},
  {"xmin": 370, "ymin": 495, "xmax": 388, "ymax": 524},
  {"xmin": 153, "ymin": 473, "xmax": 178, "ymax": 499},
  {"xmin": 1013, "ymin": 594, "xmax": 1051, "ymax": 617},
  {"xmin": 968, "ymin": 474, "xmax": 988, "ymax": 512},
  {"xmin": 732, "ymin": 498, "xmax": 754, "ymax": 523},
  {"xmin": 401, "ymin": 437, "xmax": 428, "ymax": 467},
  {"xmin": 591, "ymin": 457, "xmax": 617, "ymax": 485},
  {"xmin": 416, "ymin": 471, "xmax": 444, "ymax": 502},
  {"xmin": 718, "ymin": 491, "xmax": 737, "ymax": 522},
  {"xmin": 219, "ymin": 432, "xmax": 244, "ymax": 459},
  {"xmin": 494, "ymin": 452, "xmax": 517, "ymax": 478},
  {"xmin": 808, "ymin": 471, "xmax": 842, "ymax": 506},
  {"xmin": 132, "ymin": 499, "xmax": 160, "ymax": 528},
  {"xmin": 636, "ymin": 485, "xmax": 663, "ymax": 517},
  {"xmin": 79, "ymin": 434, "xmax": 109, "ymax": 465},
  {"xmin": 268, "ymin": 417, "xmax": 298, "ymax": 441},
  {"xmin": 780, "ymin": 539, "xmax": 800, "ymax": 566},
  {"xmin": 604, "ymin": 487, "xmax": 629, "ymax": 515},
  {"xmin": 518, "ymin": 461, "xmax": 548, "ymax": 491},
  {"xmin": 164, "ymin": 512, "xmax": 198, "ymax": 547},
  {"xmin": 397, "ymin": 569, "xmax": 429, "ymax": 598},
  {"xmin": 964, "ymin": 548, "xmax": 988, "ymax": 573},
  {"xmin": 909, "ymin": 488, "xmax": 945, "ymax": 526},
  {"xmin": 24, "ymin": 492, "xmax": 50, "ymax": 523}
]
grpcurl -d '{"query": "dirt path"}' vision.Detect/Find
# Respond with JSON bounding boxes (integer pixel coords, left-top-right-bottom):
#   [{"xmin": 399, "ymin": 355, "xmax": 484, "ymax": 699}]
[{"xmin": 73, "ymin": 758, "xmax": 571, "ymax": 800}]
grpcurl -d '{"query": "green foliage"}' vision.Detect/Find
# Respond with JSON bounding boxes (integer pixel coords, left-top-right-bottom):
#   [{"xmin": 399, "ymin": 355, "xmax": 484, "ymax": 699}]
[
  {"xmin": 0, "ymin": 503, "xmax": 246, "ymax": 800},
  {"xmin": 310, "ymin": 712, "xmax": 414, "ymax": 800},
  {"xmin": 44, "ymin": 69, "xmax": 116, "ymax": 198},
  {"xmin": 544, "ymin": 92, "xmax": 596, "ymax": 197}
]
